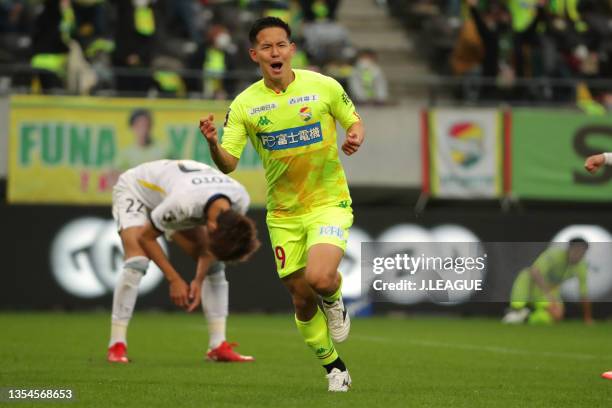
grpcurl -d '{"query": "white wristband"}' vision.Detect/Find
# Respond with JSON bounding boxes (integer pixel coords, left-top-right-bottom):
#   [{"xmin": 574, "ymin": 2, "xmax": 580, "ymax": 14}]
[{"xmin": 604, "ymin": 153, "xmax": 612, "ymax": 166}]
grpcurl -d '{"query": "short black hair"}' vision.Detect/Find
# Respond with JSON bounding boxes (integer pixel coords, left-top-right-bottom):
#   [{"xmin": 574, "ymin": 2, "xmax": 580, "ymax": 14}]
[
  {"xmin": 569, "ymin": 237, "xmax": 589, "ymax": 249},
  {"xmin": 129, "ymin": 108, "xmax": 152, "ymax": 126},
  {"xmin": 249, "ymin": 17, "xmax": 291, "ymax": 45}
]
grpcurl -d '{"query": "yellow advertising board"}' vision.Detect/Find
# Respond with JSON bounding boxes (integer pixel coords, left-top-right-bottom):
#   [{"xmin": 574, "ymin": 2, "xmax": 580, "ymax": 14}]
[{"xmin": 8, "ymin": 95, "xmax": 266, "ymax": 206}]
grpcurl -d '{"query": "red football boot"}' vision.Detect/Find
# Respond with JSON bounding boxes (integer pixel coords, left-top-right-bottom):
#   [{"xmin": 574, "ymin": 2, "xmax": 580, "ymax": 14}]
[
  {"xmin": 107, "ymin": 342, "xmax": 129, "ymax": 363},
  {"xmin": 206, "ymin": 341, "xmax": 254, "ymax": 362}
]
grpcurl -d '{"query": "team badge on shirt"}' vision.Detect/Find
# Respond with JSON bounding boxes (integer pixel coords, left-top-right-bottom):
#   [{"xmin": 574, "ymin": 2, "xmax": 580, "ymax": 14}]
[{"xmin": 299, "ymin": 106, "xmax": 312, "ymax": 122}]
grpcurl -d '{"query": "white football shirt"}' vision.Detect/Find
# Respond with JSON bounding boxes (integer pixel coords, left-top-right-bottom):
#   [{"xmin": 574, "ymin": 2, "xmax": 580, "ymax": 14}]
[{"xmin": 118, "ymin": 160, "xmax": 250, "ymax": 232}]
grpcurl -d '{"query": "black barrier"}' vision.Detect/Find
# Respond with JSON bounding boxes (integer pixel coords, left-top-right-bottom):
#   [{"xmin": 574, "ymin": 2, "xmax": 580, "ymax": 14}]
[{"xmin": 2, "ymin": 181, "xmax": 612, "ymax": 317}]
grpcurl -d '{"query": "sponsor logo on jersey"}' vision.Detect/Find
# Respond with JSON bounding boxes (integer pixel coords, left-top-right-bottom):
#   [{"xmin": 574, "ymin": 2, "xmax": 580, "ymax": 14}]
[
  {"xmin": 249, "ymin": 103, "xmax": 278, "ymax": 116},
  {"xmin": 319, "ymin": 225, "xmax": 345, "ymax": 239},
  {"xmin": 299, "ymin": 106, "xmax": 312, "ymax": 121},
  {"xmin": 257, "ymin": 122, "xmax": 323, "ymax": 151},
  {"xmin": 257, "ymin": 116, "xmax": 273, "ymax": 126},
  {"xmin": 288, "ymin": 94, "xmax": 319, "ymax": 105},
  {"xmin": 162, "ymin": 212, "xmax": 176, "ymax": 223}
]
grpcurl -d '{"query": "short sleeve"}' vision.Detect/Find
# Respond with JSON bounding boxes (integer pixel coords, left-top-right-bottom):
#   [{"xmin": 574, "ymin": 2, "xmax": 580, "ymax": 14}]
[
  {"xmin": 220, "ymin": 101, "xmax": 248, "ymax": 159},
  {"xmin": 532, "ymin": 248, "xmax": 555, "ymax": 277},
  {"xmin": 326, "ymin": 76, "xmax": 361, "ymax": 130},
  {"xmin": 150, "ymin": 196, "xmax": 195, "ymax": 232}
]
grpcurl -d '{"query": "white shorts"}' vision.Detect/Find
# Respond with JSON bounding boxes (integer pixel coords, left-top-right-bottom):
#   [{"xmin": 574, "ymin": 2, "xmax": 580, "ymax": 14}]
[{"xmin": 112, "ymin": 178, "xmax": 150, "ymax": 232}]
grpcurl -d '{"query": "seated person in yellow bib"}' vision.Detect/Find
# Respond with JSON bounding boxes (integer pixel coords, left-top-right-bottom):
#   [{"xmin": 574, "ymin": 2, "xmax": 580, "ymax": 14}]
[
  {"xmin": 199, "ymin": 17, "xmax": 365, "ymax": 392},
  {"xmin": 503, "ymin": 238, "xmax": 592, "ymax": 325}
]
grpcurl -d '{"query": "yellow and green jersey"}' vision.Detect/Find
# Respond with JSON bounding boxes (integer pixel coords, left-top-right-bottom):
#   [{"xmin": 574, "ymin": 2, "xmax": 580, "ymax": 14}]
[
  {"xmin": 221, "ymin": 69, "xmax": 360, "ymax": 217},
  {"xmin": 532, "ymin": 247, "xmax": 588, "ymax": 298}
]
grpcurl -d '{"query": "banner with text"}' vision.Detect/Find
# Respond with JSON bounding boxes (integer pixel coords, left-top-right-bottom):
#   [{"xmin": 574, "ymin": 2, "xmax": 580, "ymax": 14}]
[
  {"xmin": 512, "ymin": 109, "xmax": 612, "ymax": 201},
  {"xmin": 8, "ymin": 95, "xmax": 266, "ymax": 205},
  {"xmin": 427, "ymin": 109, "xmax": 503, "ymax": 198}
]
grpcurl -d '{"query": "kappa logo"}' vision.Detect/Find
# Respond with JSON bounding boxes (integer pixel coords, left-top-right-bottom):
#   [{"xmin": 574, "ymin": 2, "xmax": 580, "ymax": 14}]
[{"xmin": 257, "ymin": 116, "xmax": 273, "ymax": 126}]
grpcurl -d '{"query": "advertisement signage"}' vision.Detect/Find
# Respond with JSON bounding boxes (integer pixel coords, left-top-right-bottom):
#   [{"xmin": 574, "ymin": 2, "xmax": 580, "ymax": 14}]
[
  {"xmin": 8, "ymin": 95, "xmax": 266, "ymax": 205},
  {"xmin": 512, "ymin": 109, "xmax": 612, "ymax": 201},
  {"xmin": 425, "ymin": 109, "xmax": 503, "ymax": 198}
]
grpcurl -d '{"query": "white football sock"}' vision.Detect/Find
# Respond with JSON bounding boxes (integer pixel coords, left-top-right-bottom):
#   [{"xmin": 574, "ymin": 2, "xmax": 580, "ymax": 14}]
[
  {"xmin": 202, "ymin": 264, "xmax": 229, "ymax": 349},
  {"xmin": 109, "ymin": 260, "xmax": 146, "ymax": 347}
]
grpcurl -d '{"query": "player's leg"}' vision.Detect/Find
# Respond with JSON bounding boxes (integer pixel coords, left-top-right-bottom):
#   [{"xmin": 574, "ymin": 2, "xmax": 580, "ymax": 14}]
[
  {"xmin": 202, "ymin": 263, "xmax": 254, "ymax": 362},
  {"xmin": 529, "ymin": 288, "xmax": 564, "ymax": 324},
  {"xmin": 305, "ymin": 244, "xmax": 350, "ymax": 342},
  {"xmin": 268, "ymin": 213, "xmax": 351, "ymax": 391},
  {"xmin": 304, "ymin": 207, "xmax": 353, "ymax": 342},
  {"xmin": 171, "ymin": 229, "xmax": 253, "ymax": 362},
  {"xmin": 108, "ymin": 226, "xmax": 149, "ymax": 362},
  {"xmin": 108, "ymin": 183, "xmax": 150, "ymax": 363},
  {"xmin": 502, "ymin": 269, "xmax": 531, "ymax": 324},
  {"xmin": 282, "ymin": 270, "xmax": 351, "ymax": 392}
]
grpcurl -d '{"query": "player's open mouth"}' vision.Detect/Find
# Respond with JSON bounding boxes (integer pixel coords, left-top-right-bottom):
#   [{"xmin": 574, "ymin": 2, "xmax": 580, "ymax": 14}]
[{"xmin": 270, "ymin": 62, "xmax": 283, "ymax": 73}]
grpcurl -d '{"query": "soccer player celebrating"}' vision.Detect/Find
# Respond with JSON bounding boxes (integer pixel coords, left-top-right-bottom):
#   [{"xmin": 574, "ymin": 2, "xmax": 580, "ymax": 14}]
[
  {"xmin": 199, "ymin": 17, "xmax": 364, "ymax": 392},
  {"xmin": 107, "ymin": 159, "xmax": 260, "ymax": 364},
  {"xmin": 502, "ymin": 239, "xmax": 592, "ymax": 325}
]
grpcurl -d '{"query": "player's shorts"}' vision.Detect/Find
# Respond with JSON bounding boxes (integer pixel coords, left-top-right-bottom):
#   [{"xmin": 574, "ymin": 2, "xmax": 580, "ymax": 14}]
[
  {"xmin": 112, "ymin": 177, "xmax": 150, "ymax": 232},
  {"xmin": 266, "ymin": 206, "xmax": 353, "ymax": 278}
]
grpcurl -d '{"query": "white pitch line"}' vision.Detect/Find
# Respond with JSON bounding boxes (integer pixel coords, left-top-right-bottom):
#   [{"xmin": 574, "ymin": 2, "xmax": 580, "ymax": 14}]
[
  {"xmin": 192, "ymin": 325, "xmax": 603, "ymax": 361},
  {"xmin": 350, "ymin": 334, "xmax": 601, "ymax": 361}
]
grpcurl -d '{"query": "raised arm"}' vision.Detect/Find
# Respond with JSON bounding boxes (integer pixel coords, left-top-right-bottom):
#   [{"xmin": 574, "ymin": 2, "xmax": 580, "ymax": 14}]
[
  {"xmin": 199, "ymin": 114, "xmax": 239, "ymax": 173},
  {"xmin": 342, "ymin": 120, "xmax": 365, "ymax": 156},
  {"xmin": 584, "ymin": 153, "xmax": 610, "ymax": 174}
]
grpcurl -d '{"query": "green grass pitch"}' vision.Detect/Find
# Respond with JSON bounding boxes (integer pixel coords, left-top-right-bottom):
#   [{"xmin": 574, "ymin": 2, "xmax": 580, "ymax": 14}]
[{"xmin": 1, "ymin": 312, "xmax": 611, "ymax": 407}]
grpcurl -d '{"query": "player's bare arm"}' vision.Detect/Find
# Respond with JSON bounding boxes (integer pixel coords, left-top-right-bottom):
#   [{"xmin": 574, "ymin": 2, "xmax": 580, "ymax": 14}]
[
  {"xmin": 342, "ymin": 120, "xmax": 365, "ymax": 156},
  {"xmin": 171, "ymin": 227, "xmax": 216, "ymax": 312},
  {"xmin": 138, "ymin": 222, "xmax": 190, "ymax": 309},
  {"xmin": 584, "ymin": 153, "xmax": 606, "ymax": 174},
  {"xmin": 528, "ymin": 266, "xmax": 555, "ymax": 302},
  {"xmin": 199, "ymin": 114, "xmax": 239, "ymax": 173}
]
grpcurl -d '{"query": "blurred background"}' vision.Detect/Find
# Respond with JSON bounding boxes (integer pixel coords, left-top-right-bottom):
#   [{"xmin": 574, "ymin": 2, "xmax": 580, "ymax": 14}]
[{"xmin": 2, "ymin": 0, "xmax": 612, "ymax": 318}]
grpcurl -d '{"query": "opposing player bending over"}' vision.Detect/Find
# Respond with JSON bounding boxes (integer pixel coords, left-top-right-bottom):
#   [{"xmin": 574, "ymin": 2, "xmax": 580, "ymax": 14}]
[
  {"xmin": 107, "ymin": 159, "xmax": 260, "ymax": 363},
  {"xmin": 200, "ymin": 17, "xmax": 365, "ymax": 391}
]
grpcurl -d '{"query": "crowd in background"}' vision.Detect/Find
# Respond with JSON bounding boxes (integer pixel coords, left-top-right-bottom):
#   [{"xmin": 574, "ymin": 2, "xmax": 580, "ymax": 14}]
[
  {"xmin": 388, "ymin": 0, "xmax": 612, "ymax": 110},
  {"xmin": 0, "ymin": 0, "xmax": 389, "ymax": 102}
]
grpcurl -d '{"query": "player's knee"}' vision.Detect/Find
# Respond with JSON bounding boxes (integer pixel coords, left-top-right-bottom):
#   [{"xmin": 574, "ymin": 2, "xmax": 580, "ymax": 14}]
[
  {"xmin": 306, "ymin": 270, "xmax": 338, "ymax": 294},
  {"xmin": 124, "ymin": 256, "xmax": 149, "ymax": 277},
  {"xmin": 206, "ymin": 262, "xmax": 227, "ymax": 284}
]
